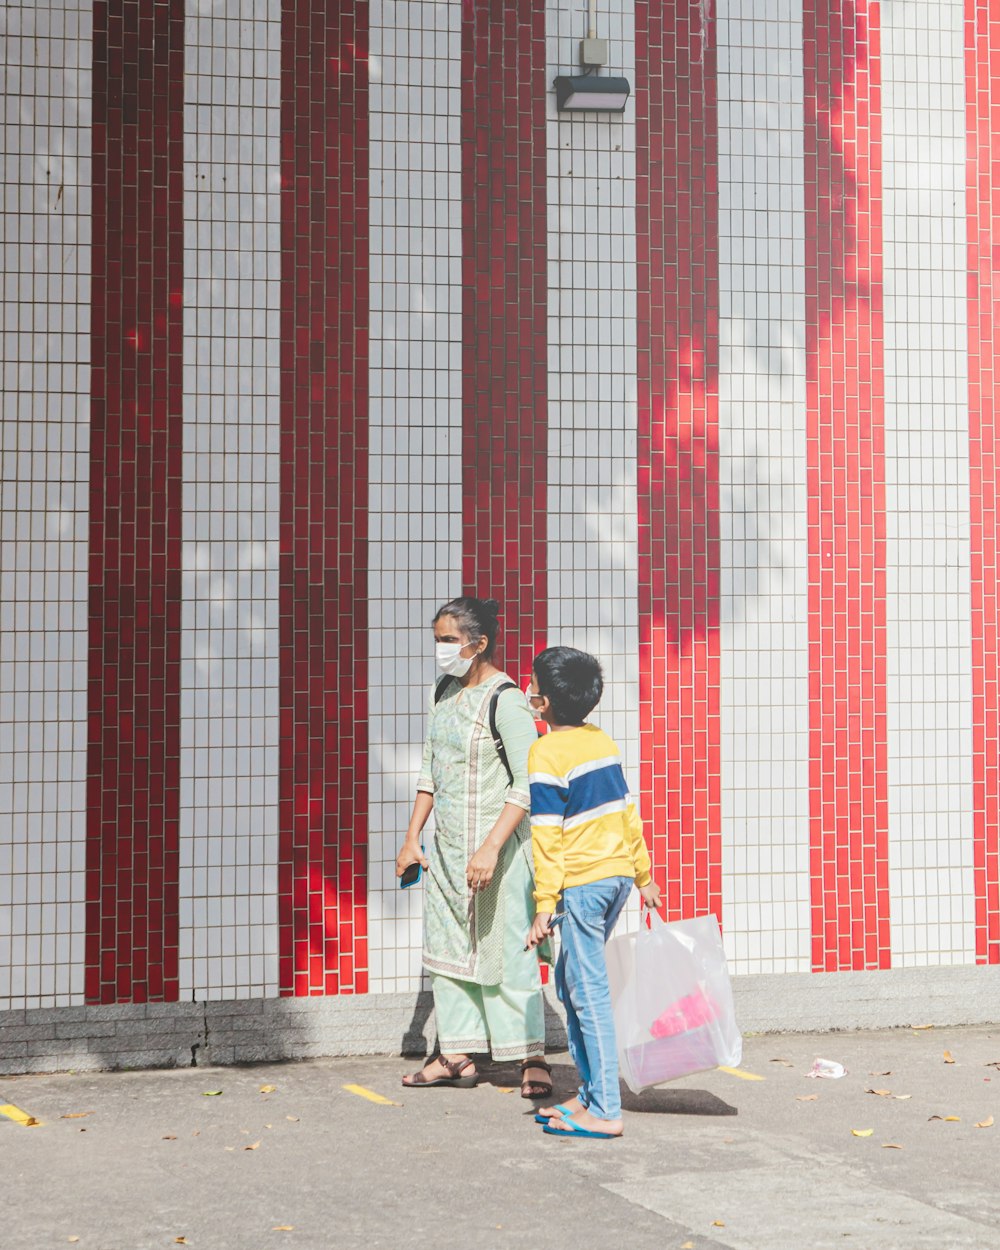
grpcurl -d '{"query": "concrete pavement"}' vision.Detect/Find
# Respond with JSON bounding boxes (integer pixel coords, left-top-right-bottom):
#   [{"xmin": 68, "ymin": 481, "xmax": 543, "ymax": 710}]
[{"xmin": 5, "ymin": 1024, "xmax": 1000, "ymax": 1250}]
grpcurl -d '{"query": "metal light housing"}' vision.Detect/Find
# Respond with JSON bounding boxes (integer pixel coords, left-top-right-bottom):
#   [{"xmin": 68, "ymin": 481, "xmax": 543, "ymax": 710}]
[{"xmin": 554, "ymin": 74, "xmax": 631, "ymax": 113}]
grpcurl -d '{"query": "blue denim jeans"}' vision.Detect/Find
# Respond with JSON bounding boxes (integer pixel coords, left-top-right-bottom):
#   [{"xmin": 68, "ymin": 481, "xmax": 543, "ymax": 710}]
[{"xmin": 554, "ymin": 875, "xmax": 634, "ymax": 1121}]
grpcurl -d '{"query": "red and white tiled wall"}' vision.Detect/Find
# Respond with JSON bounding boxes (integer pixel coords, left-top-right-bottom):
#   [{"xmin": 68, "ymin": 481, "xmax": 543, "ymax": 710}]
[{"xmin": 2, "ymin": 0, "xmax": 999, "ymax": 1015}]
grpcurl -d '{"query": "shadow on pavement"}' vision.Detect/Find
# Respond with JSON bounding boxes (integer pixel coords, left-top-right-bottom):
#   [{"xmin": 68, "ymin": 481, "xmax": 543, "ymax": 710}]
[{"xmin": 621, "ymin": 1085, "xmax": 738, "ymax": 1116}]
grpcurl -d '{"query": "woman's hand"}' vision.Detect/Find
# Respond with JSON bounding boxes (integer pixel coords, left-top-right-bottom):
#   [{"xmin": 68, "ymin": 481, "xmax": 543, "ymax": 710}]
[
  {"xmin": 525, "ymin": 913, "xmax": 553, "ymax": 950},
  {"xmin": 466, "ymin": 843, "xmax": 499, "ymax": 892},
  {"xmin": 396, "ymin": 838, "xmax": 429, "ymax": 878},
  {"xmin": 639, "ymin": 881, "xmax": 662, "ymax": 911}
]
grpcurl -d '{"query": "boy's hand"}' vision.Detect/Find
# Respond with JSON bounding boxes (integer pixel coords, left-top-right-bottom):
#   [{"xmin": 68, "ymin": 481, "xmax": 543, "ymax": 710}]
[
  {"xmin": 524, "ymin": 913, "xmax": 553, "ymax": 950},
  {"xmin": 639, "ymin": 881, "xmax": 662, "ymax": 911}
]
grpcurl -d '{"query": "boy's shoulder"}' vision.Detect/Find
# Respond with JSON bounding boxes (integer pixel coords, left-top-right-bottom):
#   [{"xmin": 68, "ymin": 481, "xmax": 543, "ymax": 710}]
[{"xmin": 528, "ymin": 723, "xmax": 620, "ymax": 775}]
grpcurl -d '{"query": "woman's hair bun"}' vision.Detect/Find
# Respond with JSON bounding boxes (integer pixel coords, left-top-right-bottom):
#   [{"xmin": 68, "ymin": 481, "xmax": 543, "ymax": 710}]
[{"xmin": 480, "ymin": 598, "xmax": 500, "ymax": 618}]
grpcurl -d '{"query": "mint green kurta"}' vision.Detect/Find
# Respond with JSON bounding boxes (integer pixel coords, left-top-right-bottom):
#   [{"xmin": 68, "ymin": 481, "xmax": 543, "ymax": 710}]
[{"xmin": 416, "ymin": 673, "xmax": 541, "ymax": 986}]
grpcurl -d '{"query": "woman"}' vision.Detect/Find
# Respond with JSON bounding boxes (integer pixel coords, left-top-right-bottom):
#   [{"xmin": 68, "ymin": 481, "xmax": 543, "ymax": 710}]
[{"xmin": 396, "ymin": 596, "xmax": 553, "ymax": 1097}]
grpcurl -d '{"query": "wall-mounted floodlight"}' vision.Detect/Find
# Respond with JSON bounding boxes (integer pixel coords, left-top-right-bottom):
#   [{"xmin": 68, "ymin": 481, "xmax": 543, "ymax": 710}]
[{"xmin": 554, "ymin": 74, "xmax": 631, "ymax": 113}]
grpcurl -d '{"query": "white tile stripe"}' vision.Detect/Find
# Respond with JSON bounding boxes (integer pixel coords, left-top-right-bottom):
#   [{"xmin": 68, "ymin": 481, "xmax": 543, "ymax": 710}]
[
  {"xmin": 178, "ymin": 0, "xmax": 283, "ymax": 1000},
  {"xmin": 717, "ymin": 0, "xmax": 812, "ymax": 974},
  {"xmin": 545, "ymin": 0, "xmax": 641, "ymax": 927},
  {"xmin": 882, "ymin": 0, "xmax": 975, "ymax": 966},
  {"xmin": 0, "ymin": 0, "xmax": 92, "ymax": 1008},
  {"xmin": 366, "ymin": 0, "xmax": 464, "ymax": 994}
]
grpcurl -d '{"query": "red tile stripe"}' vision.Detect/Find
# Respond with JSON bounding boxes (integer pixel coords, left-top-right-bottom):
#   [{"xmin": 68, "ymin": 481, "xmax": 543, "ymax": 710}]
[
  {"xmin": 635, "ymin": 1, "xmax": 722, "ymax": 922},
  {"xmin": 966, "ymin": 0, "xmax": 1000, "ymax": 964},
  {"xmin": 460, "ymin": 0, "xmax": 548, "ymax": 680},
  {"xmin": 85, "ymin": 0, "xmax": 185, "ymax": 1003},
  {"xmin": 803, "ymin": 0, "xmax": 891, "ymax": 971},
  {"xmin": 277, "ymin": 0, "xmax": 369, "ymax": 996}
]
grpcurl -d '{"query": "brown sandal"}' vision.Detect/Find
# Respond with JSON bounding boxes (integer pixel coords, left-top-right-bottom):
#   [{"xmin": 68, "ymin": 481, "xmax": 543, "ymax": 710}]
[
  {"xmin": 519, "ymin": 1058, "xmax": 553, "ymax": 1099},
  {"xmin": 402, "ymin": 1055, "xmax": 479, "ymax": 1089}
]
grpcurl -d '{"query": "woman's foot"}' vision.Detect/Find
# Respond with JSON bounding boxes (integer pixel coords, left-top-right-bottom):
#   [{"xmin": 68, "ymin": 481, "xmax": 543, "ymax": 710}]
[
  {"xmin": 519, "ymin": 1057, "xmax": 553, "ymax": 1099},
  {"xmin": 546, "ymin": 1107, "xmax": 623, "ymax": 1137},
  {"xmin": 401, "ymin": 1054, "xmax": 478, "ymax": 1088}
]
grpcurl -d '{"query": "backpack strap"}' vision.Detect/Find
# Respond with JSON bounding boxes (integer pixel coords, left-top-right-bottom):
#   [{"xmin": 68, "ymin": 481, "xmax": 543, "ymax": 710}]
[
  {"xmin": 489, "ymin": 681, "xmax": 519, "ymax": 787},
  {"xmin": 434, "ymin": 675, "xmax": 452, "ymax": 704}
]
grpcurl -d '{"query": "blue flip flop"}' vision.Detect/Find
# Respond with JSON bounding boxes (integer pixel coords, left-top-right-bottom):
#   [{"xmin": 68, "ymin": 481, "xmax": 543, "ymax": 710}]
[
  {"xmin": 542, "ymin": 1115, "xmax": 622, "ymax": 1140},
  {"xmin": 533, "ymin": 1103, "xmax": 575, "ymax": 1125}
]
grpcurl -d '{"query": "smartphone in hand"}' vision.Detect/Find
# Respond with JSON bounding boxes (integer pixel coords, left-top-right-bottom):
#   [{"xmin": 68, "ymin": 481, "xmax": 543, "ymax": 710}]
[{"xmin": 399, "ymin": 859, "xmax": 423, "ymax": 889}]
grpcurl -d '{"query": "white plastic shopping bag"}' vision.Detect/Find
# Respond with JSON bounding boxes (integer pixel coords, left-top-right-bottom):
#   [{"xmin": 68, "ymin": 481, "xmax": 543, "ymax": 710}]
[{"xmin": 606, "ymin": 911, "xmax": 742, "ymax": 1093}]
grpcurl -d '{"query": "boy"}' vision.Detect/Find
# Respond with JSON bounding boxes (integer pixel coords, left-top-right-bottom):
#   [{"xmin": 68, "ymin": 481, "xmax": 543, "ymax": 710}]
[{"xmin": 524, "ymin": 646, "xmax": 660, "ymax": 1139}]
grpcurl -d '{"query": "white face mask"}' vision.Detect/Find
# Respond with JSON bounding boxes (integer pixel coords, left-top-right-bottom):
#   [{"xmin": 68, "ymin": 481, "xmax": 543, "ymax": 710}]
[
  {"xmin": 436, "ymin": 640, "xmax": 475, "ymax": 677},
  {"xmin": 525, "ymin": 686, "xmax": 542, "ymax": 713}
]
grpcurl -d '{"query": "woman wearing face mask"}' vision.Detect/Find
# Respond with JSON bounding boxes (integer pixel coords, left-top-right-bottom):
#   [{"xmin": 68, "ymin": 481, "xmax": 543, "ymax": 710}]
[{"xmin": 396, "ymin": 596, "xmax": 552, "ymax": 1097}]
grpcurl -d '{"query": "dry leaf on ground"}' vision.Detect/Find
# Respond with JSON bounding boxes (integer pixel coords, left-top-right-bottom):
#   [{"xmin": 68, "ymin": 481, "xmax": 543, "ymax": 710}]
[
  {"xmin": 929, "ymin": 1115, "xmax": 961, "ymax": 1122},
  {"xmin": 770, "ymin": 1059, "xmax": 794, "ymax": 1067},
  {"xmin": 202, "ymin": 1091, "xmax": 223, "ymax": 1097},
  {"xmin": 244, "ymin": 1140, "xmax": 261, "ymax": 1151},
  {"xmin": 273, "ymin": 1227, "xmax": 295, "ymax": 1232},
  {"xmin": 162, "ymin": 1135, "xmax": 177, "ymax": 1140},
  {"xmin": 796, "ymin": 1094, "xmax": 818, "ymax": 1102},
  {"xmin": 60, "ymin": 1112, "xmax": 94, "ymax": 1120},
  {"xmin": 976, "ymin": 1116, "xmax": 994, "ymax": 1128},
  {"xmin": 881, "ymin": 1143, "xmax": 904, "ymax": 1150},
  {"xmin": 870, "ymin": 1070, "xmax": 893, "ymax": 1076},
  {"xmin": 286, "ymin": 1115, "xmax": 300, "ymax": 1122},
  {"xmin": 893, "ymin": 1094, "xmax": 912, "ymax": 1100},
  {"xmin": 943, "ymin": 1051, "xmax": 956, "ymax": 1064},
  {"xmin": 711, "ymin": 1221, "xmax": 726, "ymax": 1227},
  {"xmin": 866, "ymin": 1088, "xmax": 893, "ymax": 1097},
  {"xmin": 259, "ymin": 1085, "xmax": 276, "ymax": 1094},
  {"xmin": 68, "ymin": 1239, "xmax": 79, "ymax": 1244},
  {"xmin": 682, "ymin": 1243, "xmax": 695, "ymax": 1249},
  {"xmin": 851, "ymin": 1129, "xmax": 874, "ymax": 1137},
  {"xmin": 912, "ymin": 1024, "xmax": 934, "ymax": 1030},
  {"xmin": 174, "ymin": 1239, "xmax": 189, "ymax": 1245}
]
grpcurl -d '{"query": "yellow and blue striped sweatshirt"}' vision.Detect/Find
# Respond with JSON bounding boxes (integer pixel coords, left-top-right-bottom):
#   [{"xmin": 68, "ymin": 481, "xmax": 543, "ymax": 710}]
[{"xmin": 528, "ymin": 723, "xmax": 652, "ymax": 914}]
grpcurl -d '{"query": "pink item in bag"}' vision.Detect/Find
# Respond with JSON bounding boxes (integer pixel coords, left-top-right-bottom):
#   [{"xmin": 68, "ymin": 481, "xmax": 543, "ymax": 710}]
[{"xmin": 648, "ymin": 988, "xmax": 717, "ymax": 1039}]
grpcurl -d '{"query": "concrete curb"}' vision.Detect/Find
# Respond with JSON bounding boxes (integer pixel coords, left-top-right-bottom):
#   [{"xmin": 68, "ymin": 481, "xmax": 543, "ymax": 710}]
[{"xmin": 2, "ymin": 963, "xmax": 999, "ymax": 1075}]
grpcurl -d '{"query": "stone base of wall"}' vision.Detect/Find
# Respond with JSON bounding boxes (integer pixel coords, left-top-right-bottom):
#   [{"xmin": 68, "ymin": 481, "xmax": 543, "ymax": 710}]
[{"xmin": 2, "ymin": 964, "xmax": 999, "ymax": 1076}]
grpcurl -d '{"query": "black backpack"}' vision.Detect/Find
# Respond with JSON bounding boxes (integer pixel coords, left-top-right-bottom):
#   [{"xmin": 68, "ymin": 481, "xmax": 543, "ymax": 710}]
[{"xmin": 434, "ymin": 676, "xmax": 520, "ymax": 787}]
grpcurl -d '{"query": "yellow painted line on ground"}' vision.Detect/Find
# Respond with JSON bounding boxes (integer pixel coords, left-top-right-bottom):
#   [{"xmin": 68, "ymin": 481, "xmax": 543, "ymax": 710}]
[
  {"xmin": 342, "ymin": 1084, "xmax": 402, "ymax": 1106},
  {"xmin": 718, "ymin": 1067, "xmax": 765, "ymax": 1082},
  {"xmin": 0, "ymin": 1103, "xmax": 42, "ymax": 1127}
]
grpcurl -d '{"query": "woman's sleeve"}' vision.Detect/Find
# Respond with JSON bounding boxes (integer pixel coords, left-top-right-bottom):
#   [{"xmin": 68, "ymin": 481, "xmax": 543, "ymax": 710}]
[
  {"xmin": 493, "ymin": 686, "xmax": 537, "ymax": 811},
  {"xmin": 415, "ymin": 684, "xmax": 438, "ymax": 795}
]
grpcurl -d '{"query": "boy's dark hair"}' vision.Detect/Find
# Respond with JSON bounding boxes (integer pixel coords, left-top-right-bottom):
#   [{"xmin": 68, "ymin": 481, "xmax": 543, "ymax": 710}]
[
  {"xmin": 533, "ymin": 646, "xmax": 603, "ymax": 726},
  {"xmin": 433, "ymin": 596, "xmax": 501, "ymax": 660}
]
